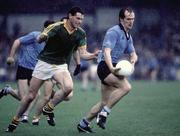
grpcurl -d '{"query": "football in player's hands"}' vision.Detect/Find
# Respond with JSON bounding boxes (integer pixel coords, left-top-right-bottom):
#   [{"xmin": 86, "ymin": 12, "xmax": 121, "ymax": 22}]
[{"xmin": 115, "ymin": 60, "xmax": 134, "ymax": 76}]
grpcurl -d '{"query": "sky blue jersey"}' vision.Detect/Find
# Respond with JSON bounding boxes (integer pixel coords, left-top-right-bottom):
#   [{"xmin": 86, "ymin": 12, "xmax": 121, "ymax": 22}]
[
  {"xmin": 18, "ymin": 31, "xmax": 45, "ymax": 70},
  {"xmin": 98, "ymin": 24, "xmax": 135, "ymax": 63}
]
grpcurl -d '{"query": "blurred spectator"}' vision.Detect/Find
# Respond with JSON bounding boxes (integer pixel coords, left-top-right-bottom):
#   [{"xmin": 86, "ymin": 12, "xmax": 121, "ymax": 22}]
[{"xmin": 0, "ymin": 6, "xmax": 180, "ymax": 82}]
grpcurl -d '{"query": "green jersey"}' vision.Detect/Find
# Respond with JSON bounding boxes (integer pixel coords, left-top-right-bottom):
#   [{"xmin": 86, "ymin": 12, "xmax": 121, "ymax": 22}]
[{"xmin": 38, "ymin": 21, "xmax": 86, "ymax": 65}]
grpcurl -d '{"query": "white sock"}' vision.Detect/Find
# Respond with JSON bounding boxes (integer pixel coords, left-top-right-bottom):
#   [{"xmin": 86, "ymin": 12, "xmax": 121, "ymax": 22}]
[{"xmin": 102, "ymin": 106, "xmax": 111, "ymax": 114}]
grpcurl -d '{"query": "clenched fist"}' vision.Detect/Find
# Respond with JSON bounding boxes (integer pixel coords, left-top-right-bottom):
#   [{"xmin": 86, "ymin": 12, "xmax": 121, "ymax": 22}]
[{"xmin": 6, "ymin": 57, "xmax": 15, "ymax": 65}]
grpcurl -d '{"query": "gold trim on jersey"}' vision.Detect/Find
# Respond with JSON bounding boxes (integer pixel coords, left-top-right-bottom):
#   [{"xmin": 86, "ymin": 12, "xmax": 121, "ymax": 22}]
[{"xmin": 42, "ymin": 21, "xmax": 64, "ymax": 36}]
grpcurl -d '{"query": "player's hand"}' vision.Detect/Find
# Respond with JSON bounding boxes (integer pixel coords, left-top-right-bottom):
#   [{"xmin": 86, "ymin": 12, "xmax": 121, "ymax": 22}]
[
  {"xmin": 111, "ymin": 67, "xmax": 125, "ymax": 79},
  {"xmin": 110, "ymin": 67, "xmax": 121, "ymax": 76},
  {"xmin": 73, "ymin": 64, "xmax": 81, "ymax": 76},
  {"xmin": 130, "ymin": 59, "xmax": 135, "ymax": 66},
  {"xmin": 129, "ymin": 59, "xmax": 135, "ymax": 71},
  {"xmin": 6, "ymin": 57, "xmax": 15, "ymax": 65},
  {"xmin": 92, "ymin": 49, "xmax": 100, "ymax": 59},
  {"xmin": 94, "ymin": 50, "xmax": 100, "ymax": 56}
]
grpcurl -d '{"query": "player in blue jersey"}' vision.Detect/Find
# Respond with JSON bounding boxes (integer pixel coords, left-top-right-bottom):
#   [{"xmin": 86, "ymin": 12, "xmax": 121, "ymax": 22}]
[
  {"xmin": 77, "ymin": 7, "xmax": 138, "ymax": 133},
  {"xmin": 0, "ymin": 20, "xmax": 54, "ymax": 122}
]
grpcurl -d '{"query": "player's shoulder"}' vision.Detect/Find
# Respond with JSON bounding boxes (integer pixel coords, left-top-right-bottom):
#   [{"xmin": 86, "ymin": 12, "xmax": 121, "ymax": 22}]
[
  {"xmin": 30, "ymin": 31, "xmax": 41, "ymax": 36},
  {"xmin": 108, "ymin": 25, "xmax": 120, "ymax": 32},
  {"xmin": 77, "ymin": 27, "xmax": 86, "ymax": 35},
  {"xmin": 46, "ymin": 21, "xmax": 64, "ymax": 30},
  {"xmin": 19, "ymin": 31, "xmax": 39, "ymax": 40},
  {"xmin": 106, "ymin": 25, "xmax": 120, "ymax": 35},
  {"xmin": 25, "ymin": 31, "xmax": 41, "ymax": 39}
]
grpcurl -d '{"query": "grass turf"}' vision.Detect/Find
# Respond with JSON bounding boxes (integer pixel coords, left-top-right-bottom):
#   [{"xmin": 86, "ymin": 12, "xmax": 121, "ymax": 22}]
[{"xmin": 0, "ymin": 81, "xmax": 180, "ymax": 136}]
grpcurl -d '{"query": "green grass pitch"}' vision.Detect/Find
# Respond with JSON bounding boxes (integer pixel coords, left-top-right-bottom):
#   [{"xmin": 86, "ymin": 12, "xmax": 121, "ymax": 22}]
[{"xmin": 0, "ymin": 81, "xmax": 180, "ymax": 136}]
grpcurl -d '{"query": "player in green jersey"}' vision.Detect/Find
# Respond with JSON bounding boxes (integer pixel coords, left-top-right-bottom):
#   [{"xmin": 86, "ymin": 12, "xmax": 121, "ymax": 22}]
[{"xmin": 6, "ymin": 7, "xmax": 98, "ymax": 132}]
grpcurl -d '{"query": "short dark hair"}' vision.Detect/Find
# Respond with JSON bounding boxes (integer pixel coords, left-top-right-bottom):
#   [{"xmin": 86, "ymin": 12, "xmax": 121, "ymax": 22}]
[
  {"xmin": 68, "ymin": 6, "xmax": 84, "ymax": 16},
  {"xmin": 43, "ymin": 20, "xmax": 55, "ymax": 28},
  {"xmin": 119, "ymin": 7, "xmax": 134, "ymax": 20}
]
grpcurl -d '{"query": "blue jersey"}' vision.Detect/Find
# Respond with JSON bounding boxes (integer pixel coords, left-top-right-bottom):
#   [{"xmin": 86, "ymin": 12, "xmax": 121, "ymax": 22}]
[
  {"xmin": 18, "ymin": 31, "xmax": 45, "ymax": 70},
  {"xmin": 98, "ymin": 24, "xmax": 135, "ymax": 63}
]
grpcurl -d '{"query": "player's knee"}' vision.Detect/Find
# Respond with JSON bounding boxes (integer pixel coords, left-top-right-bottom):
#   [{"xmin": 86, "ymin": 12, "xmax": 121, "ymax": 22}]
[
  {"xmin": 127, "ymin": 84, "xmax": 132, "ymax": 91},
  {"xmin": 63, "ymin": 97, "xmax": 70, "ymax": 101},
  {"xmin": 28, "ymin": 89, "xmax": 38, "ymax": 101},
  {"xmin": 124, "ymin": 84, "xmax": 132, "ymax": 93},
  {"xmin": 28, "ymin": 93, "xmax": 36, "ymax": 102},
  {"xmin": 64, "ymin": 92, "xmax": 73, "ymax": 101},
  {"xmin": 64, "ymin": 85, "xmax": 73, "ymax": 95}
]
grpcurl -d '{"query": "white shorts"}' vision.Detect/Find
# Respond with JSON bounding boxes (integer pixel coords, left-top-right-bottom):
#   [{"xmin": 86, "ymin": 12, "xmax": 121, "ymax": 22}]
[{"xmin": 32, "ymin": 60, "xmax": 69, "ymax": 80}]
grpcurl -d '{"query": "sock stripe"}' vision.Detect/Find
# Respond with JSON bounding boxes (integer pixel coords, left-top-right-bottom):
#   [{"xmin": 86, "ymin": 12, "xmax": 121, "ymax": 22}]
[
  {"xmin": 47, "ymin": 102, "xmax": 54, "ymax": 110},
  {"xmin": 103, "ymin": 106, "xmax": 111, "ymax": 114},
  {"xmin": 12, "ymin": 117, "xmax": 20, "ymax": 125}
]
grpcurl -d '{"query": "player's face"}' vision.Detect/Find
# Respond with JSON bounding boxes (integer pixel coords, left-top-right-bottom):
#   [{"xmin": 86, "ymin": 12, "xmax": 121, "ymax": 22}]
[
  {"xmin": 69, "ymin": 12, "xmax": 84, "ymax": 28},
  {"xmin": 122, "ymin": 11, "xmax": 135, "ymax": 31}
]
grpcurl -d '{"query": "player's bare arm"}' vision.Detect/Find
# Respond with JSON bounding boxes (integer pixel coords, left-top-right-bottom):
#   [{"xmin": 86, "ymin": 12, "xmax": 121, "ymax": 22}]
[
  {"xmin": 7, "ymin": 39, "xmax": 21, "ymax": 65},
  {"xmin": 78, "ymin": 45, "xmax": 97, "ymax": 60},
  {"xmin": 129, "ymin": 51, "xmax": 138, "ymax": 65},
  {"xmin": 103, "ymin": 48, "xmax": 120, "ymax": 75},
  {"xmin": 73, "ymin": 50, "xmax": 81, "ymax": 65}
]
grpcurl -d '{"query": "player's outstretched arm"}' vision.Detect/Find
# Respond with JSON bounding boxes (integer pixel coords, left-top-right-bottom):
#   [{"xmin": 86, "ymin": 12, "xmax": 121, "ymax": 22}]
[
  {"xmin": 78, "ymin": 46, "xmax": 98, "ymax": 60},
  {"xmin": 7, "ymin": 39, "xmax": 21, "ymax": 65}
]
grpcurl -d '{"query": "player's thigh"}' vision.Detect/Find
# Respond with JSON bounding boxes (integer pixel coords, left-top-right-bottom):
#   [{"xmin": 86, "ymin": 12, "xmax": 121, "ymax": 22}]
[
  {"xmin": 28, "ymin": 77, "xmax": 44, "ymax": 96},
  {"xmin": 105, "ymin": 74, "xmax": 131, "ymax": 91},
  {"xmin": 104, "ymin": 73, "xmax": 124, "ymax": 87},
  {"xmin": 101, "ymin": 74, "xmax": 129, "ymax": 101},
  {"xmin": 53, "ymin": 70, "xmax": 73, "ymax": 91}
]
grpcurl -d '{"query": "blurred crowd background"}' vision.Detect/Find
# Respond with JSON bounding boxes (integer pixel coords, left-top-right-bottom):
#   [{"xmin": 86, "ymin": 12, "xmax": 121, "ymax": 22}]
[{"xmin": 0, "ymin": 0, "xmax": 180, "ymax": 82}]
